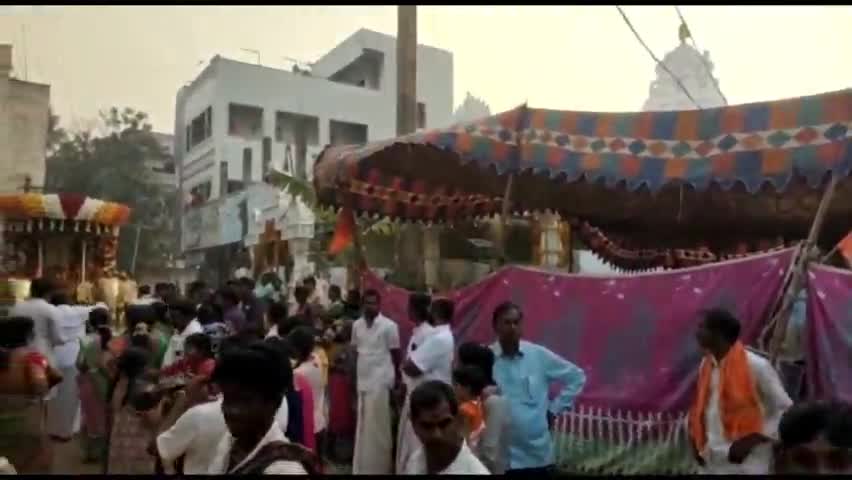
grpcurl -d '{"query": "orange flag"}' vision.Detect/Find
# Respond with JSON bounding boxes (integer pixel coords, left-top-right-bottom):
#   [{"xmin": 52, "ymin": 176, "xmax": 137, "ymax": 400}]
[
  {"xmin": 839, "ymin": 231, "xmax": 852, "ymax": 263},
  {"xmin": 328, "ymin": 206, "xmax": 355, "ymax": 255}
]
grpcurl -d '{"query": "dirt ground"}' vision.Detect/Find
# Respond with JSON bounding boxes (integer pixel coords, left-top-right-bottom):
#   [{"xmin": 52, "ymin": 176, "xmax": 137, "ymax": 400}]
[
  {"xmin": 50, "ymin": 436, "xmax": 100, "ymax": 474},
  {"xmin": 49, "ymin": 434, "xmax": 352, "ymax": 475}
]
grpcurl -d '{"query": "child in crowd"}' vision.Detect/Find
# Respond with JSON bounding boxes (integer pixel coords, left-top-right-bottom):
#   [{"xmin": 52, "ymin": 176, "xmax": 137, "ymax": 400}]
[
  {"xmin": 452, "ymin": 365, "xmax": 487, "ymax": 448},
  {"xmin": 159, "ymin": 333, "xmax": 216, "ymax": 384},
  {"xmin": 326, "ymin": 320, "xmax": 356, "ymax": 463}
]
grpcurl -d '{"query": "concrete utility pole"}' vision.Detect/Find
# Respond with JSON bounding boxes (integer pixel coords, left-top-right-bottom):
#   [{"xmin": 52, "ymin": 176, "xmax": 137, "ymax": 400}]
[
  {"xmin": 396, "ymin": 5, "xmax": 417, "ymax": 136},
  {"xmin": 394, "ymin": 5, "xmax": 427, "ymax": 287}
]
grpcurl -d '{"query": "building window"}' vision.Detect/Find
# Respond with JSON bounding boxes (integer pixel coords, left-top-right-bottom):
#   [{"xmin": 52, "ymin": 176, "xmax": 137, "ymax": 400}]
[
  {"xmin": 329, "ymin": 120, "xmax": 368, "ymax": 146},
  {"xmin": 417, "ymin": 102, "xmax": 426, "ymax": 129},
  {"xmin": 229, "ymin": 104, "xmax": 263, "ymax": 139},
  {"xmin": 243, "ymin": 148, "xmax": 253, "ymax": 183},
  {"xmin": 187, "ymin": 107, "xmax": 213, "ymax": 151},
  {"xmin": 275, "ymin": 111, "xmax": 319, "ymax": 145}
]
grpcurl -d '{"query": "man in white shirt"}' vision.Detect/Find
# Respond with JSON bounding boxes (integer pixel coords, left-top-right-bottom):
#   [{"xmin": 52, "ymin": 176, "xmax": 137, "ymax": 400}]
[
  {"xmin": 206, "ymin": 341, "xmax": 310, "ymax": 475},
  {"xmin": 397, "ymin": 297, "xmax": 455, "ymax": 472},
  {"xmin": 10, "ymin": 278, "xmax": 66, "ymax": 369},
  {"xmin": 156, "ymin": 394, "xmax": 289, "ymax": 474},
  {"xmin": 404, "ymin": 380, "xmax": 490, "ymax": 474},
  {"xmin": 351, "ymin": 289, "xmax": 401, "ymax": 475},
  {"xmin": 47, "ymin": 292, "xmax": 98, "ymax": 440},
  {"xmin": 689, "ymin": 308, "xmax": 793, "ymax": 474},
  {"xmin": 133, "ymin": 284, "xmax": 156, "ymax": 305},
  {"xmin": 161, "ymin": 299, "xmax": 203, "ymax": 368}
]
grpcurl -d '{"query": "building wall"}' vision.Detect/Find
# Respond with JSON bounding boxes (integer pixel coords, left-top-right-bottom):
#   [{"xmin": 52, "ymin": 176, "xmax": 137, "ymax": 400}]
[
  {"xmin": 0, "ymin": 45, "xmax": 50, "ymax": 193},
  {"xmin": 175, "ymin": 29, "xmax": 454, "ymax": 253}
]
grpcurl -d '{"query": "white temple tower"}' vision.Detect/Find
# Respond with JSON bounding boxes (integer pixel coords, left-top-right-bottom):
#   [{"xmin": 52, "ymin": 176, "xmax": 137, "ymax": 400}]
[
  {"xmin": 642, "ymin": 25, "xmax": 726, "ymax": 111},
  {"xmin": 452, "ymin": 92, "xmax": 492, "ymax": 124}
]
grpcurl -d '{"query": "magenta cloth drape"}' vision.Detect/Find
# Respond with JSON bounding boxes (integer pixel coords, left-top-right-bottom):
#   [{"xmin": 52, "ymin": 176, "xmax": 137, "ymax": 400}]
[
  {"xmin": 805, "ymin": 264, "xmax": 852, "ymax": 403},
  {"xmin": 364, "ymin": 248, "xmax": 794, "ymax": 413}
]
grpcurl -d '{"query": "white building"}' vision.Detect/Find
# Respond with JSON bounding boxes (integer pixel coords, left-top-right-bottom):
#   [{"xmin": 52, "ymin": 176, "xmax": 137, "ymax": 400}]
[
  {"xmin": 174, "ymin": 28, "xmax": 453, "ymax": 277},
  {"xmin": 0, "ymin": 44, "xmax": 50, "ymax": 193}
]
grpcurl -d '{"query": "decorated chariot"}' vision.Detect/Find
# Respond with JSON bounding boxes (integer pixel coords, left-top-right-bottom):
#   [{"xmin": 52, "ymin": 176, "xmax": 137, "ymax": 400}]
[{"xmin": 0, "ymin": 192, "xmax": 131, "ymax": 314}]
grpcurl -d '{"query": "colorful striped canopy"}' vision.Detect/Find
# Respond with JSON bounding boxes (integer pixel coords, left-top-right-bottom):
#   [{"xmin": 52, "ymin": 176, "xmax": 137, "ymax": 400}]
[
  {"xmin": 314, "ymin": 89, "xmax": 851, "ymax": 269},
  {"xmin": 0, "ymin": 193, "xmax": 132, "ymax": 227}
]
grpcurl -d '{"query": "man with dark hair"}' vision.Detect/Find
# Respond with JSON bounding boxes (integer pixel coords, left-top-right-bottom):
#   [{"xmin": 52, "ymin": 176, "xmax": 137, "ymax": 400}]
[
  {"xmin": 236, "ymin": 277, "xmax": 264, "ymax": 333},
  {"xmin": 774, "ymin": 400, "xmax": 852, "ymax": 474},
  {"xmin": 395, "ymin": 292, "xmax": 435, "ymax": 471},
  {"xmin": 351, "ymin": 289, "xmax": 401, "ymax": 474},
  {"xmin": 154, "ymin": 283, "xmax": 170, "ymax": 302},
  {"xmin": 156, "ymin": 341, "xmax": 298, "ymax": 475},
  {"xmin": 490, "ymin": 301, "xmax": 586, "ymax": 474},
  {"xmin": 397, "ymin": 295, "xmax": 455, "ymax": 472},
  {"xmin": 187, "ymin": 281, "xmax": 209, "ymax": 308},
  {"xmin": 265, "ymin": 302, "xmax": 290, "ymax": 338},
  {"xmin": 10, "ymin": 277, "xmax": 66, "ymax": 370},
  {"xmin": 217, "ymin": 286, "xmax": 247, "ymax": 334},
  {"xmin": 208, "ymin": 341, "xmax": 317, "ymax": 474},
  {"xmin": 689, "ymin": 308, "xmax": 792, "ymax": 474},
  {"xmin": 136, "ymin": 284, "xmax": 155, "ymax": 305},
  {"xmin": 162, "ymin": 299, "xmax": 203, "ymax": 368},
  {"xmin": 403, "ymin": 380, "xmax": 490, "ymax": 474}
]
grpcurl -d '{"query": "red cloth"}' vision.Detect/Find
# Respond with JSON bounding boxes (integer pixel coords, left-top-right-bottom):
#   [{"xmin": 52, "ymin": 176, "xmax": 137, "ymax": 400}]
[
  {"xmin": 294, "ymin": 373, "xmax": 316, "ymax": 451},
  {"xmin": 160, "ymin": 357, "xmax": 216, "ymax": 381},
  {"xmin": 24, "ymin": 351, "xmax": 48, "ymax": 369},
  {"xmin": 327, "ymin": 372, "xmax": 355, "ymax": 435},
  {"xmin": 328, "ymin": 206, "xmax": 355, "ymax": 255}
]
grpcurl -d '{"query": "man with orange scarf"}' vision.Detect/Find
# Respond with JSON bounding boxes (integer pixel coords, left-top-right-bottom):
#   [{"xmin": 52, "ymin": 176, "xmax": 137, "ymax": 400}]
[{"xmin": 689, "ymin": 308, "xmax": 793, "ymax": 474}]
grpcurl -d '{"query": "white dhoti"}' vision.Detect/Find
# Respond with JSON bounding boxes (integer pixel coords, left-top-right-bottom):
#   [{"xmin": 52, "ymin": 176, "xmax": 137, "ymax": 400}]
[
  {"xmin": 353, "ymin": 388, "xmax": 393, "ymax": 475},
  {"xmin": 701, "ymin": 443, "xmax": 773, "ymax": 475},
  {"xmin": 46, "ymin": 365, "xmax": 80, "ymax": 439},
  {"xmin": 395, "ymin": 395, "xmax": 422, "ymax": 474}
]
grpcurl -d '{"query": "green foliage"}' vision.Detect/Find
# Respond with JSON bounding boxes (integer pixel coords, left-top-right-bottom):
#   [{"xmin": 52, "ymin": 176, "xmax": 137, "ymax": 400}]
[
  {"xmin": 45, "ymin": 107, "xmax": 178, "ymax": 272},
  {"xmin": 265, "ymin": 170, "xmax": 317, "ymax": 207}
]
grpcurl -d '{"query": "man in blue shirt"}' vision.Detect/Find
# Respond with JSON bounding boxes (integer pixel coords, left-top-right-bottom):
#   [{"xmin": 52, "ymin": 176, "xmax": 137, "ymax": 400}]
[{"xmin": 490, "ymin": 301, "xmax": 586, "ymax": 474}]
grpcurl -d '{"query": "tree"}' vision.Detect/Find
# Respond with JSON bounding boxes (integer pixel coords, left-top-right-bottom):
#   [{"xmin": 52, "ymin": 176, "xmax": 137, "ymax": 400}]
[
  {"xmin": 46, "ymin": 106, "xmax": 67, "ymax": 155},
  {"xmin": 45, "ymin": 107, "xmax": 178, "ymax": 273}
]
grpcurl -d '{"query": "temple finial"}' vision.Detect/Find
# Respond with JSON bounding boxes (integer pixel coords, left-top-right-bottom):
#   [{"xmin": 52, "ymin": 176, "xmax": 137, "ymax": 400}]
[{"xmin": 678, "ymin": 22, "xmax": 691, "ymax": 43}]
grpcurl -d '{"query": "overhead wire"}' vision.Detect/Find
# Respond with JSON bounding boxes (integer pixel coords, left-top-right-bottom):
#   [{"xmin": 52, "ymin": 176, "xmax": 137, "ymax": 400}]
[
  {"xmin": 615, "ymin": 5, "xmax": 702, "ymax": 110},
  {"xmin": 673, "ymin": 6, "xmax": 729, "ymax": 106}
]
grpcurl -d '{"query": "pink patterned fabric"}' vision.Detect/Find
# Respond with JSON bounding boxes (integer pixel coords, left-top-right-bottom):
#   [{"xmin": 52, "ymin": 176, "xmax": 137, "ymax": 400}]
[
  {"xmin": 805, "ymin": 264, "xmax": 852, "ymax": 402},
  {"xmin": 363, "ymin": 248, "xmax": 794, "ymax": 413}
]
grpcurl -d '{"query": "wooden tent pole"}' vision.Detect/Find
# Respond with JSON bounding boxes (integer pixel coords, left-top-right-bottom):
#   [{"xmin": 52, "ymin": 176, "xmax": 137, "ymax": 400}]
[
  {"xmin": 497, "ymin": 173, "xmax": 515, "ymax": 264},
  {"xmin": 768, "ymin": 173, "xmax": 840, "ymax": 362}
]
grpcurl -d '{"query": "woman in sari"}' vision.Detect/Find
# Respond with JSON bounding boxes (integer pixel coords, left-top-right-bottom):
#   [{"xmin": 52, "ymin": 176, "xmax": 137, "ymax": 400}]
[
  {"xmin": 0, "ymin": 316, "xmax": 64, "ymax": 474},
  {"xmin": 106, "ymin": 345, "xmax": 160, "ymax": 474},
  {"xmin": 108, "ymin": 305, "xmax": 168, "ymax": 370},
  {"xmin": 76, "ymin": 308, "xmax": 113, "ymax": 464}
]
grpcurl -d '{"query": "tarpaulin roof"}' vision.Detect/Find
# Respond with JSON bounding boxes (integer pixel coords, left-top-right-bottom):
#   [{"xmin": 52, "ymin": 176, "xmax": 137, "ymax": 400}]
[{"xmin": 314, "ymin": 89, "xmax": 851, "ymax": 269}]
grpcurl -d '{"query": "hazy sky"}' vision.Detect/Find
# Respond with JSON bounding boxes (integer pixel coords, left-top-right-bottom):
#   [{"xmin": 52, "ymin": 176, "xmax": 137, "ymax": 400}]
[{"xmin": 1, "ymin": 5, "xmax": 850, "ymax": 133}]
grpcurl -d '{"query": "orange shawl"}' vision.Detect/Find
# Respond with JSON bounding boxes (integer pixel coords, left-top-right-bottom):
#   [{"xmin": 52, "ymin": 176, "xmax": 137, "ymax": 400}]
[{"xmin": 688, "ymin": 341, "xmax": 764, "ymax": 453}]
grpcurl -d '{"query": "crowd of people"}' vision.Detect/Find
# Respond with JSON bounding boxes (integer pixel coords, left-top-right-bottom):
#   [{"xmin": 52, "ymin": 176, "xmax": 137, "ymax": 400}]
[{"xmin": 0, "ymin": 274, "xmax": 850, "ymax": 475}]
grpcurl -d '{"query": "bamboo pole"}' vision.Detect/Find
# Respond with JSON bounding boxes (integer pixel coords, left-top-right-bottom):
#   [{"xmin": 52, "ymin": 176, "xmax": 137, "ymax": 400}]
[
  {"xmin": 496, "ymin": 174, "xmax": 515, "ymax": 264},
  {"xmin": 81, "ymin": 238, "xmax": 87, "ymax": 284},
  {"xmin": 768, "ymin": 173, "xmax": 840, "ymax": 362}
]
